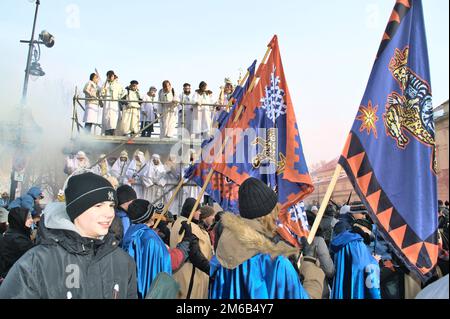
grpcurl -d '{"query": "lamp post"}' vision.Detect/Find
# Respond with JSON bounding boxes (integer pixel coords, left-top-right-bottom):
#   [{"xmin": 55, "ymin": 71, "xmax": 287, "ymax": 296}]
[{"xmin": 9, "ymin": 0, "xmax": 54, "ymax": 201}]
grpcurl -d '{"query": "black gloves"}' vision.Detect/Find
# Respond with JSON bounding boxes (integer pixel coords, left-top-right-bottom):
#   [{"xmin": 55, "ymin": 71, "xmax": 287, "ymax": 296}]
[
  {"xmin": 300, "ymin": 237, "xmax": 315, "ymax": 258},
  {"xmin": 179, "ymin": 221, "xmax": 194, "ymax": 243}
]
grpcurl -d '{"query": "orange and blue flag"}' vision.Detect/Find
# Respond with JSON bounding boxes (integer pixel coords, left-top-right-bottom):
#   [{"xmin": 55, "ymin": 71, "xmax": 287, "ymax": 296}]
[
  {"xmin": 214, "ymin": 36, "xmax": 314, "ymax": 246},
  {"xmin": 184, "ymin": 60, "xmax": 258, "ymax": 213},
  {"xmin": 338, "ymin": 0, "xmax": 438, "ymax": 281}
]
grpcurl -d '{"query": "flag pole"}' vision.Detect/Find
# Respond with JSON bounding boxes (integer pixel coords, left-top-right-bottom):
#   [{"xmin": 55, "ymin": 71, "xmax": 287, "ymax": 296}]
[
  {"xmin": 153, "ymin": 178, "xmax": 185, "ymax": 229},
  {"xmin": 177, "ymin": 43, "xmax": 273, "ymax": 242},
  {"xmin": 307, "ymin": 164, "xmax": 342, "ymax": 244}
]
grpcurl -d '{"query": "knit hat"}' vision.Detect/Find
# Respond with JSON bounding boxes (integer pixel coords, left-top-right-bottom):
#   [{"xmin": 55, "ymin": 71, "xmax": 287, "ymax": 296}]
[
  {"xmin": 116, "ymin": 185, "xmax": 137, "ymax": 206},
  {"xmin": 238, "ymin": 177, "xmax": 278, "ymax": 219},
  {"xmin": 349, "ymin": 201, "xmax": 368, "ymax": 215},
  {"xmin": 181, "ymin": 197, "xmax": 197, "ymax": 218},
  {"xmin": 200, "ymin": 205, "xmax": 215, "ymax": 220},
  {"xmin": 65, "ymin": 172, "xmax": 117, "ymax": 222},
  {"xmin": 127, "ymin": 199, "xmax": 155, "ymax": 224}
]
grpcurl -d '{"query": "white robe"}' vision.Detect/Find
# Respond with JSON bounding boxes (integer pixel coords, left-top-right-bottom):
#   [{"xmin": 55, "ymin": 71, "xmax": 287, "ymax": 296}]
[
  {"xmin": 158, "ymin": 89, "xmax": 178, "ymax": 138},
  {"xmin": 91, "ymin": 161, "xmax": 112, "ymax": 178},
  {"xmin": 141, "ymin": 94, "xmax": 157, "ymax": 122},
  {"xmin": 178, "ymin": 93, "xmax": 194, "ymax": 137},
  {"xmin": 164, "ymin": 162, "xmax": 184, "ymax": 215},
  {"xmin": 83, "ymin": 80, "xmax": 102, "ymax": 125},
  {"xmin": 120, "ymin": 89, "xmax": 141, "ymax": 135},
  {"xmin": 102, "ymin": 80, "xmax": 125, "ymax": 131},
  {"xmin": 142, "ymin": 162, "xmax": 167, "ymax": 205},
  {"xmin": 111, "ymin": 159, "xmax": 130, "ymax": 185},
  {"xmin": 191, "ymin": 91, "xmax": 213, "ymax": 136},
  {"xmin": 64, "ymin": 157, "xmax": 90, "ymax": 175},
  {"xmin": 125, "ymin": 159, "xmax": 148, "ymax": 199}
]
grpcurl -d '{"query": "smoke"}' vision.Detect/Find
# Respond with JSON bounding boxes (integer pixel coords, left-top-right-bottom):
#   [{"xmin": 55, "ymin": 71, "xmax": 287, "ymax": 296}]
[{"xmin": 0, "ymin": 77, "xmax": 75, "ymax": 200}]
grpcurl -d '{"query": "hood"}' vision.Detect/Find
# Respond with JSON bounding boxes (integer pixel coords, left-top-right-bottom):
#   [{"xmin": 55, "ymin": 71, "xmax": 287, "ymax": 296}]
[
  {"xmin": 215, "ymin": 213, "xmax": 299, "ymax": 269},
  {"xmin": 7, "ymin": 207, "xmax": 30, "ymax": 235},
  {"xmin": 330, "ymin": 230, "xmax": 363, "ymax": 254},
  {"xmin": 27, "ymin": 187, "xmax": 42, "ymax": 199},
  {"xmin": 38, "ymin": 202, "xmax": 118, "ymax": 257},
  {"xmin": 7, "ymin": 196, "xmax": 33, "ymax": 211}
]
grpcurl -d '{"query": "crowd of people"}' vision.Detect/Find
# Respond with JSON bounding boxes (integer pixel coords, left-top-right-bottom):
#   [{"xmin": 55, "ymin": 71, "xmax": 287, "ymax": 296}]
[
  {"xmin": 81, "ymin": 70, "xmax": 235, "ymax": 139},
  {"xmin": 63, "ymin": 149, "xmax": 200, "ymax": 215},
  {"xmin": 0, "ymin": 164, "xmax": 448, "ymax": 298}
]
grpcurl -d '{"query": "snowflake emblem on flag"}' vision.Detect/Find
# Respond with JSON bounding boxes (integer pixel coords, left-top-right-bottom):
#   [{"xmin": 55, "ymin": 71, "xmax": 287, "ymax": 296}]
[{"xmin": 260, "ymin": 66, "xmax": 287, "ymax": 123}]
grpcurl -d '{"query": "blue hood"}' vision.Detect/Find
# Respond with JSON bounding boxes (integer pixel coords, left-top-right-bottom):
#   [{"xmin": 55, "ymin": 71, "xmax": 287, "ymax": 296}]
[
  {"xmin": 330, "ymin": 231, "xmax": 363, "ymax": 254},
  {"xmin": 27, "ymin": 187, "xmax": 42, "ymax": 199}
]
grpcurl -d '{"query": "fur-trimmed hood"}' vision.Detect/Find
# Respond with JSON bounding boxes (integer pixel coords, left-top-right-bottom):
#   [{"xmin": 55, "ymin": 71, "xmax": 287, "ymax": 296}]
[{"xmin": 216, "ymin": 213, "xmax": 299, "ymax": 269}]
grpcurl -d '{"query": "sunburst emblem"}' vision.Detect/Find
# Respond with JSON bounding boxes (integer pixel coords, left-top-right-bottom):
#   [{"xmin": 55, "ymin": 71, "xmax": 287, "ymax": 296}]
[{"xmin": 356, "ymin": 100, "xmax": 379, "ymax": 138}]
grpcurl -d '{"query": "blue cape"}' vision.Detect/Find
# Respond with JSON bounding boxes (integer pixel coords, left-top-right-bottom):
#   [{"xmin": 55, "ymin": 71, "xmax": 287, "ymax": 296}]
[
  {"xmin": 122, "ymin": 224, "xmax": 172, "ymax": 299},
  {"xmin": 116, "ymin": 209, "xmax": 131, "ymax": 238},
  {"xmin": 330, "ymin": 231, "xmax": 381, "ymax": 299},
  {"xmin": 209, "ymin": 254, "xmax": 309, "ymax": 299}
]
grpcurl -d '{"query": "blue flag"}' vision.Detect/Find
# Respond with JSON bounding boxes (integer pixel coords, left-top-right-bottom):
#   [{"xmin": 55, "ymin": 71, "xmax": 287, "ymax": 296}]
[{"xmin": 338, "ymin": 0, "xmax": 438, "ymax": 281}]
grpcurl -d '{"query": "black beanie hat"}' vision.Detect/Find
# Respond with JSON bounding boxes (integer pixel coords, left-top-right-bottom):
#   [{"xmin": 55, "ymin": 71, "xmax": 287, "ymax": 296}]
[
  {"xmin": 65, "ymin": 172, "xmax": 117, "ymax": 222},
  {"xmin": 117, "ymin": 185, "xmax": 137, "ymax": 206},
  {"xmin": 181, "ymin": 198, "xmax": 197, "ymax": 218},
  {"xmin": 128, "ymin": 199, "xmax": 155, "ymax": 224},
  {"xmin": 238, "ymin": 177, "xmax": 278, "ymax": 219}
]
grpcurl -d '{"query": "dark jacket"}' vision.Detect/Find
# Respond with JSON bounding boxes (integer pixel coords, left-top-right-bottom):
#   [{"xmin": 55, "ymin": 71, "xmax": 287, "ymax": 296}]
[
  {"xmin": 0, "ymin": 202, "xmax": 137, "ymax": 299},
  {"xmin": 0, "ymin": 207, "xmax": 34, "ymax": 278}
]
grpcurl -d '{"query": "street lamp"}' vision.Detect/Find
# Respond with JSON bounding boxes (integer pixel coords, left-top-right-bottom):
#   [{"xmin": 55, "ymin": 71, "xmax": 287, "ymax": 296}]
[{"xmin": 9, "ymin": 0, "xmax": 54, "ymax": 201}]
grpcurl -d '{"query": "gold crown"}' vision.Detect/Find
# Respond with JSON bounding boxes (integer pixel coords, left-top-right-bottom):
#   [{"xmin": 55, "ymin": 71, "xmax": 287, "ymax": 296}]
[{"xmin": 389, "ymin": 47, "xmax": 409, "ymax": 72}]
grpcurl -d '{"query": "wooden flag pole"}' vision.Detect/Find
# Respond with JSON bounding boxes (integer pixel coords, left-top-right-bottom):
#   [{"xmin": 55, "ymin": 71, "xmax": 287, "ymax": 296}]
[
  {"xmin": 307, "ymin": 164, "xmax": 342, "ymax": 244},
  {"xmin": 152, "ymin": 178, "xmax": 185, "ymax": 229},
  {"xmin": 177, "ymin": 44, "xmax": 273, "ymax": 242}
]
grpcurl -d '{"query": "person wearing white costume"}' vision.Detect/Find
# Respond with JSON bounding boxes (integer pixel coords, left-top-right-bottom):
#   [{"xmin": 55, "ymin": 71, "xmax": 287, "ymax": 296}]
[
  {"xmin": 140, "ymin": 86, "xmax": 158, "ymax": 137},
  {"xmin": 125, "ymin": 151, "xmax": 148, "ymax": 199},
  {"xmin": 163, "ymin": 154, "xmax": 183, "ymax": 216},
  {"xmin": 82, "ymin": 73, "xmax": 102, "ymax": 134},
  {"xmin": 101, "ymin": 70, "xmax": 125, "ymax": 136},
  {"xmin": 111, "ymin": 150, "xmax": 130, "ymax": 185},
  {"xmin": 142, "ymin": 154, "xmax": 167, "ymax": 206},
  {"xmin": 213, "ymin": 78, "xmax": 234, "ymax": 128},
  {"xmin": 64, "ymin": 151, "xmax": 90, "ymax": 176},
  {"xmin": 178, "ymin": 83, "xmax": 194, "ymax": 138},
  {"xmin": 158, "ymin": 80, "xmax": 178, "ymax": 139},
  {"xmin": 120, "ymin": 80, "xmax": 142, "ymax": 136},
  {"xmin": 91, "ymin": 154, "xmax": 112, "ymax": 178},
  {"xmin": 191, "ymin": 81, "xmax": 213, "ymax": 140}
]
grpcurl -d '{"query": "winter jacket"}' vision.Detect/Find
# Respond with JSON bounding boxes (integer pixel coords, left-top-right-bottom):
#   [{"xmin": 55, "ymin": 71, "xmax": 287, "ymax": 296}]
[
  {"xmin": 0, "ymin": 202, "xmax": 137, "ymax": 299},
  {"xmin": 210, "ymin": 213, "xmax": 310, "ymax": 299},
  {"xmin": 0, "ymin": 208, "xmax": 34, "ymax": 278}
]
